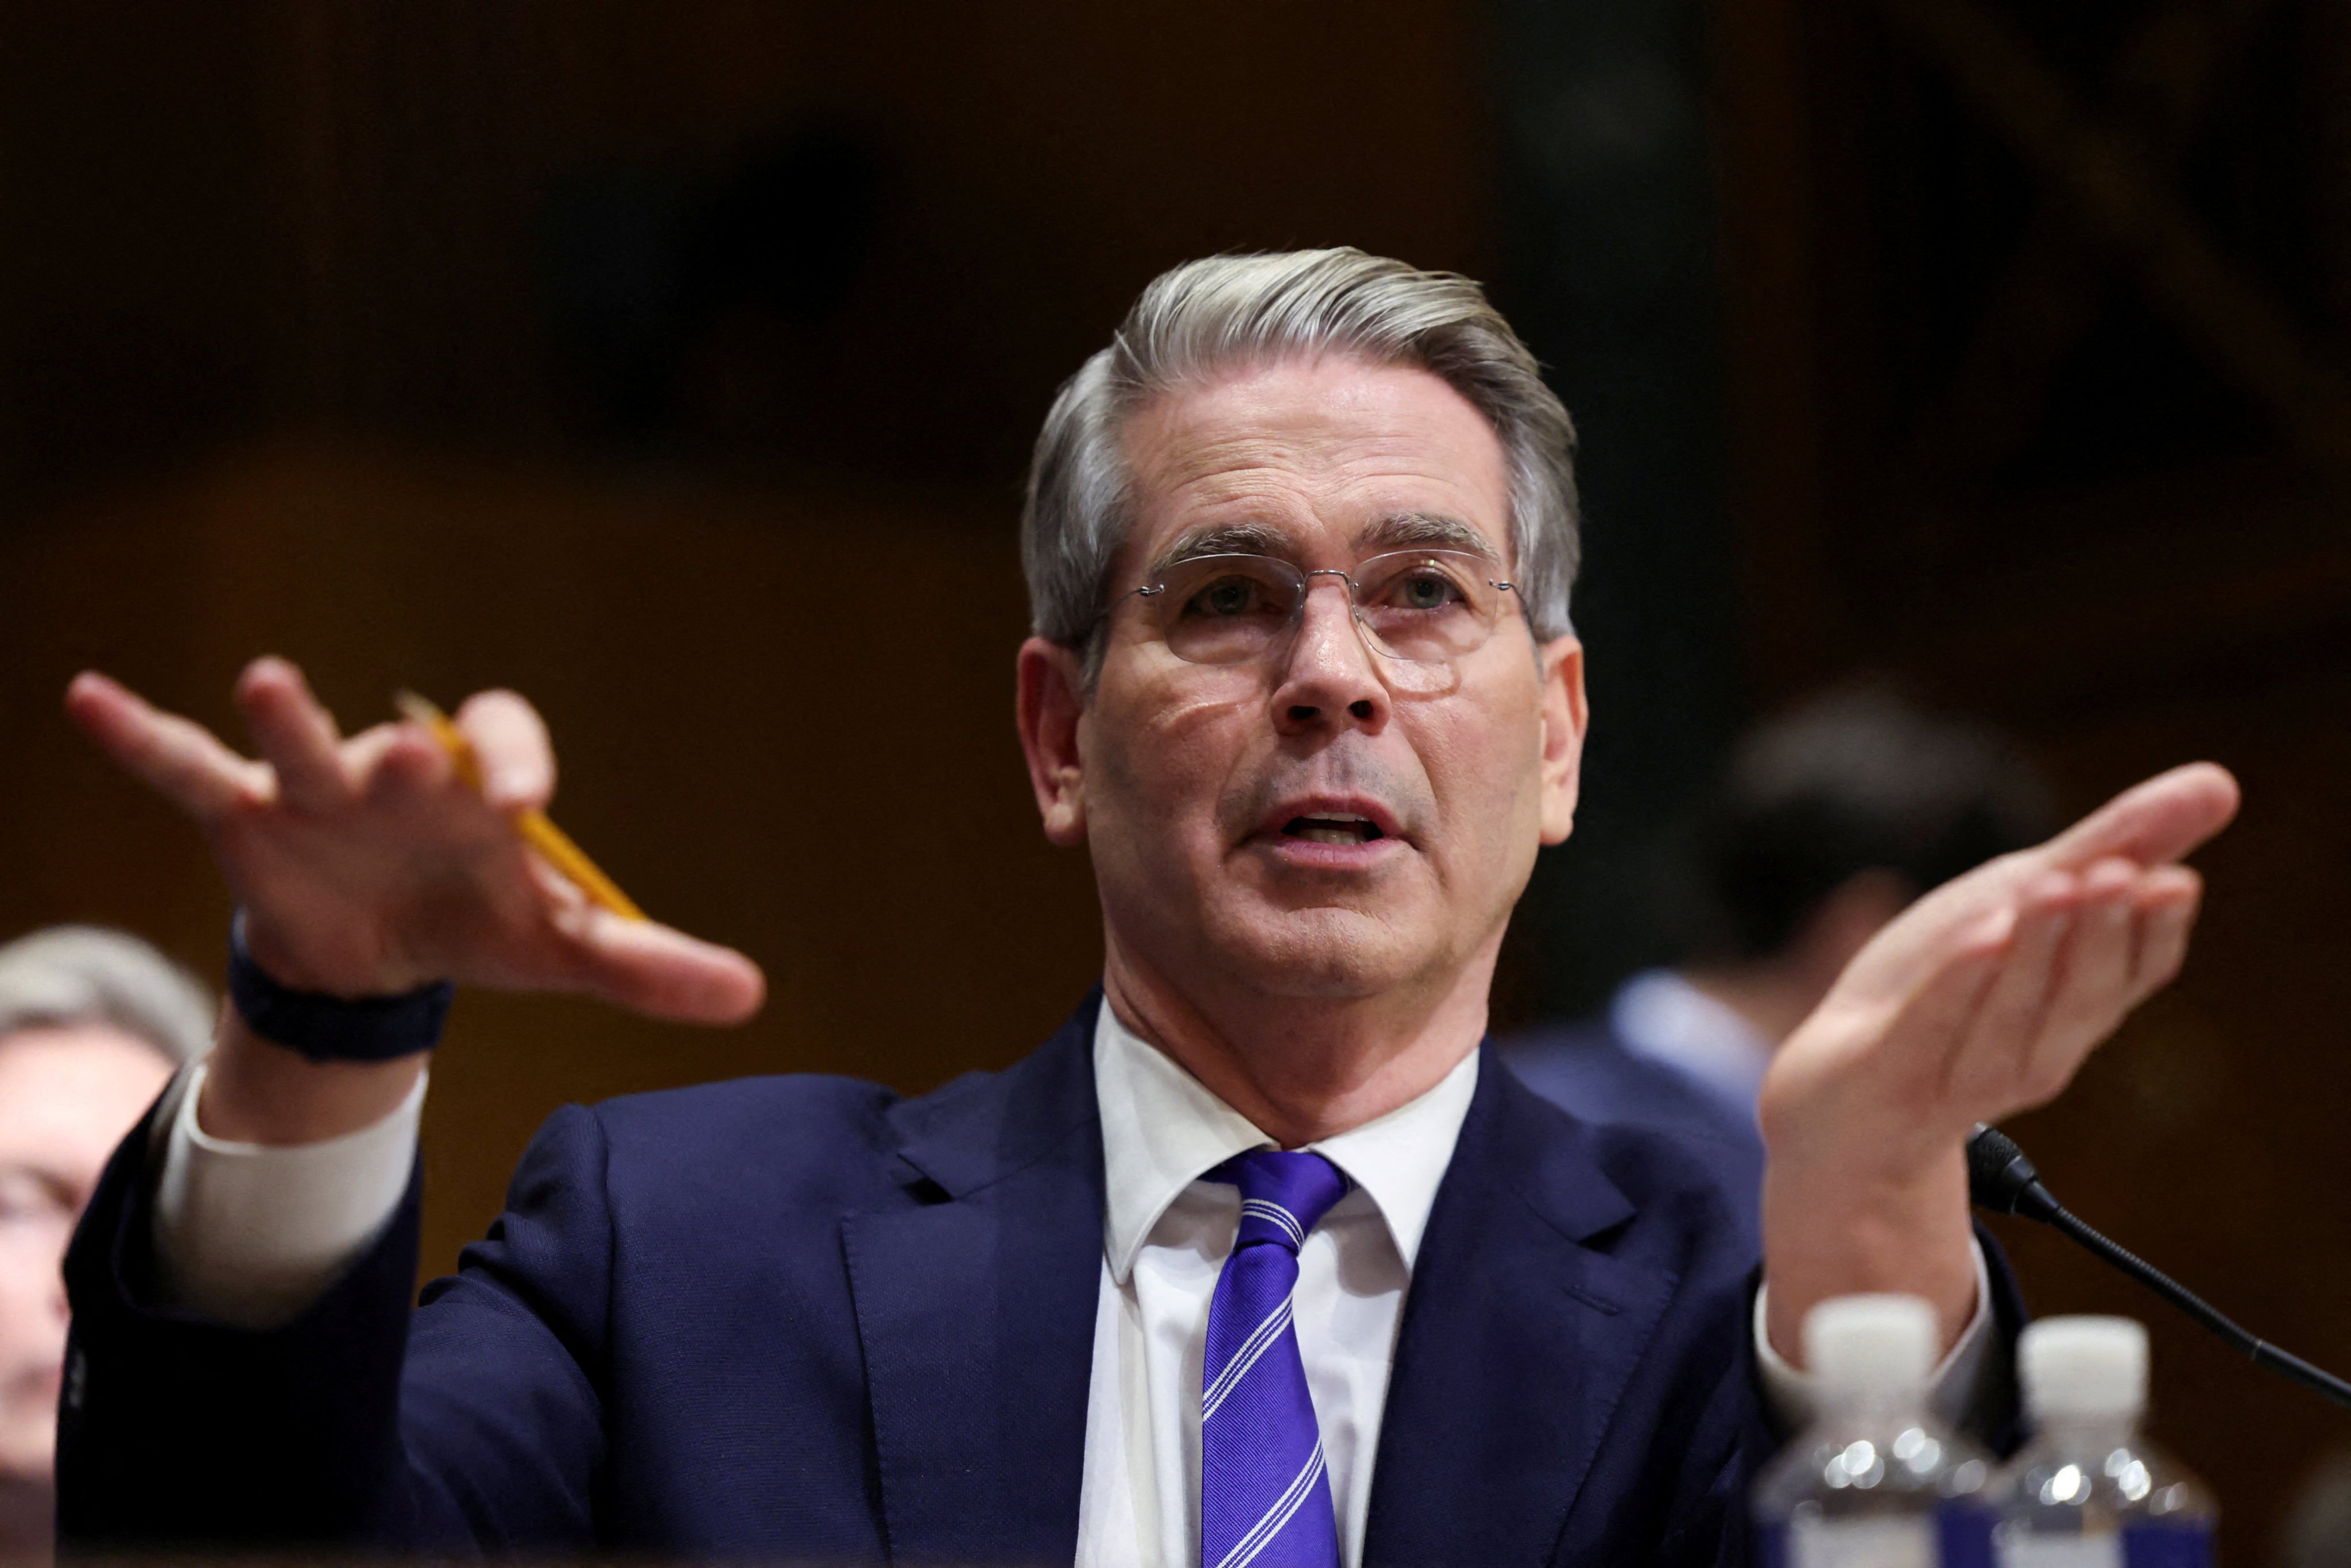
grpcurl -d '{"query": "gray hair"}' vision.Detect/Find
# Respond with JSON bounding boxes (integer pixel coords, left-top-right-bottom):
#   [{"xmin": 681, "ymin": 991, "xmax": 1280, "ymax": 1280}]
[
  {"xmin": 1021, "ymin": 248, "xmax": 1579, "ymax": 663},
  {"xmin": 0, "ymin": 926, "xmax": 214, "ymax": 1066}
]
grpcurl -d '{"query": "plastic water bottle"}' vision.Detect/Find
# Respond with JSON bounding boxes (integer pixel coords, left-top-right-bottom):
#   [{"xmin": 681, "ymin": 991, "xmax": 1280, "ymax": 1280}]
[
  {"xmin": 1755, "ymin": 1294, "xmax": 1994, "ymax": 1567},
  {"xmin": 1990, "ymin": 1316, "xmax": 2214, "ymax": 1568}
]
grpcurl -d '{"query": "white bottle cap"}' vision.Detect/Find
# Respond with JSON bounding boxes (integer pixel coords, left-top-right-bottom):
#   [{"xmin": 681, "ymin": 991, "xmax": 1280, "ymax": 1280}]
[
  {"xmin": 1804, "ymin": 1294, "xmax": 1937, "ymax": 1397},
  {"xmin": 2020, "ymin": 1315, "xmax": 2148, "ymax": 1422}
]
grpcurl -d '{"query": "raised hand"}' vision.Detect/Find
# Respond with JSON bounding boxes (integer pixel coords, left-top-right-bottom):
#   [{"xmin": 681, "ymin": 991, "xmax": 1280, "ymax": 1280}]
[
  {"xmin": 1761, "ymin": 762, "xmax": 2235, "ymax": 1162},
  {"xmin": 65, "ymin": 658, "xmax": 764, "ymax": 1024},
  {"xmin": 1757, "ymin": 761, "xmax": 2238, "ymax": 1358}
]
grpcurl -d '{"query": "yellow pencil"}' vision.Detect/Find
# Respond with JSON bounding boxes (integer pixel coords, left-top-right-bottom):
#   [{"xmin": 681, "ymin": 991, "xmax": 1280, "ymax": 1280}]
[{"xmin": 393, "ymin": 691, "xmax": 648, "ymax": 923}]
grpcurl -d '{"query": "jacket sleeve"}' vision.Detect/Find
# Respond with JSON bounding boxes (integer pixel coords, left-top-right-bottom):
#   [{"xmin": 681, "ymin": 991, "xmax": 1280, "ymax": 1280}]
[{"xmin": 59, "ymin": 1099, "xmax": 620, "ymax": 1554}]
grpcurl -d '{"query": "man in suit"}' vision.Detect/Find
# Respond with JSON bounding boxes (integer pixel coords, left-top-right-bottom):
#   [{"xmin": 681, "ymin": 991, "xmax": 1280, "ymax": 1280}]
[
  {"xmin": 56, "ymin": 250, "xmax": 2234, "ymax": 1565},
  {"xmin": 1500, "ymin": 689, "xmax": 2056, "ymax": 1240}
]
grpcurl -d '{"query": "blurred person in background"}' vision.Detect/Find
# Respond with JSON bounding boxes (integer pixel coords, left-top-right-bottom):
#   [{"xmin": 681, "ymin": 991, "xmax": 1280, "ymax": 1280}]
[
  {"xmin": 0, "ymin": 928, "xmax": 209, "ymax": 1564},
  {"xmin": 1503, "ymin": 688, "xmax": 2055, "ymax": 1237}
]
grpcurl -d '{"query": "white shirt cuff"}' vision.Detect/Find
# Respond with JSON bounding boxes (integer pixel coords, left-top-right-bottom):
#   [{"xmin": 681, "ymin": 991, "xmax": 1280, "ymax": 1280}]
[
  {"xmin": 1752, "ymin": 1238, "xmax": 1996, "ymax": 1431},
  {"xmin": 151, "ymin": 1059, "xmax": 427, "ymax": 1329}
]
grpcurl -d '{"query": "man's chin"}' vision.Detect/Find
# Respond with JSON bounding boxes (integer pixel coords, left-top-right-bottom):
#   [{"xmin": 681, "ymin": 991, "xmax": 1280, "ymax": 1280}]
[{"xmin": 1209, "ymin": 905, "xmax": 1439, "ymax": 1000}]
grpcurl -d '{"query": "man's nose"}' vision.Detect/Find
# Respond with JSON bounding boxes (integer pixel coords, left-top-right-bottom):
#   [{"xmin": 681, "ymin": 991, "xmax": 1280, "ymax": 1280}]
[{"xmin": 1271, "ymin": 579, "xmax": 1389, "ymax": 735}]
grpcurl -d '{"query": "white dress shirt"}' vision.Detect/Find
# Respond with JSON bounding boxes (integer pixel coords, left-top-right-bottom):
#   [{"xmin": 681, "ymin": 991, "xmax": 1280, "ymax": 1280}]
[
  {"xmin": 151, "ymin": 996, "xmax": 1993, "ymax": 1566},
  {"xmin": 150, "ymin": 1059, "xmax": 427, "ymax": 1327},
  {"xmin": 1076, "ymin": 1001, "xmax": 1475, "ymax": 1568}
]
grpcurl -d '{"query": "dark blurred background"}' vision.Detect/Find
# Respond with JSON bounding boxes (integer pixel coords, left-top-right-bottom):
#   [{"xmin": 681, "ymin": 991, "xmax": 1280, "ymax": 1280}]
[{"xmin": 1, "ymin": 0, "xmax": 2348, "ymax": 1552}]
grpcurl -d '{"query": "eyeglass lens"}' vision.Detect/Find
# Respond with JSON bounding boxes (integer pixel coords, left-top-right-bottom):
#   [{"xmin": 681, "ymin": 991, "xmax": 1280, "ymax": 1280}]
[{"xmin": 1143, "ymin": 551, "xmax": 1510, "ymax": 666}]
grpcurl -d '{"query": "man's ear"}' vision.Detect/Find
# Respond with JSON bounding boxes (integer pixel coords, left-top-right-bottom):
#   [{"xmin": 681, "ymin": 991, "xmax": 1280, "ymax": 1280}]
[
  {"xmin": 1535, "ymin": 634, "xmax": 1587, "ymax": 846},
  {"xmin": 1016, "ymin": 636, "xmax": 1089, "ymax": 847}
]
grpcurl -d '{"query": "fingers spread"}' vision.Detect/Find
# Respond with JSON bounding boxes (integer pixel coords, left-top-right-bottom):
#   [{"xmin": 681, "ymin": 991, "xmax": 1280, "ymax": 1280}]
[
  {"xmin": 456, "ymin": 690, "xmax": 557, "ymax": 812},
  {"xmin": 565, "ymin": 912, "xmax": 766, "ymax": 1025},
  {"xmin": 237, "ymin": 657, "xmax": 353, "ymax": 815},
  {"xmin": 64, "ymin": 670, "xmax": 262, "ymax": 818},
  {"xmin": 2042, "ymin": 762, "xmax": 2240, "ymax": 874},
  {"xmin": 347, "ymin": 722, "xmax": 456, "ymax": 806}
]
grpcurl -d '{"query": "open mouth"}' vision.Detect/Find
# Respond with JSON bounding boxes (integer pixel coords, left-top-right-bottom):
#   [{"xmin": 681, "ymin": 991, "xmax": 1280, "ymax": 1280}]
[{"xmin": 1281, "ymin": 813, "xmax": 1385, "ymax": 846}]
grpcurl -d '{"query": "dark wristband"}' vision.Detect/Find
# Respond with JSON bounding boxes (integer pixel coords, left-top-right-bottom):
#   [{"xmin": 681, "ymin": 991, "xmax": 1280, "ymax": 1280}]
[{"xmin": 226, "ymin": 911, "xmax": 454, "ymax": 1063}]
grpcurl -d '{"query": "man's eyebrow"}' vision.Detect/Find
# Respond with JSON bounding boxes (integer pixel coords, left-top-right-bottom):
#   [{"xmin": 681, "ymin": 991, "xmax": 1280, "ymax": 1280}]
[
  {"xmin": 1354, "ymin": 512, "xmax": 1502, "ymax": 561},
  {"xmin": 1140, "ymin": 513, "xmax": 1501, "ymax": 580},
  {"xmin": 1146, "ymin": 521, "xmax": 1296, "ymax": 578}
]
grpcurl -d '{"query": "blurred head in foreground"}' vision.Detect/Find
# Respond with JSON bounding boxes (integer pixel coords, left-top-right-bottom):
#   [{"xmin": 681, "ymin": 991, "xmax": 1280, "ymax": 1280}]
[{"xmin": 0, "ymin": 928, "xmax": 208, "ymax": 1550}]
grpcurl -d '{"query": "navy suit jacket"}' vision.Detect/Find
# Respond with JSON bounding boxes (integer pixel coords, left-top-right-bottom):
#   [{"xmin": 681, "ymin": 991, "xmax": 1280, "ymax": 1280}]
[
  {"xmin": 58, "ymin": 995, "xmax": 2016, "ymax": 1565},
  {"xmin": 1497, "ymin": 1020, "xmax": 1767, "ymax": 1255}
]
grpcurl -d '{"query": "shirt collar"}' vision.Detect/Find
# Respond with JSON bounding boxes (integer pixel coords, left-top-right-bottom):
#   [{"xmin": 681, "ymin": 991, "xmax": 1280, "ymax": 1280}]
[
  {"xmin": 1609, "ymin": 967, "xmax": 1773, "ymax": 1113},
  {"xmin": 1093, "ymin": 995, "xmax": 1480, "ymax": 1284}
]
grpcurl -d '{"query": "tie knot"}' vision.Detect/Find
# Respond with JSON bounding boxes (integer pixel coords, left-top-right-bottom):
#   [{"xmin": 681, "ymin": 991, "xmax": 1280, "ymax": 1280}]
[{"xmin": 1210, "ymin": 1148, "xmax": 1349, "ymax": 1255}]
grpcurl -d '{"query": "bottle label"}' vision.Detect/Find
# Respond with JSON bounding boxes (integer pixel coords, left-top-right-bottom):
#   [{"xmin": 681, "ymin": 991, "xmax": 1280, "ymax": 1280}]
[
  {"xmin": 1790, "ymin": 1516, "xmax": 1938, "ymax": 1568},
  {"xmin": 1998, "ymin": 1538, "xmax": 2121, "ymax": 1568}
]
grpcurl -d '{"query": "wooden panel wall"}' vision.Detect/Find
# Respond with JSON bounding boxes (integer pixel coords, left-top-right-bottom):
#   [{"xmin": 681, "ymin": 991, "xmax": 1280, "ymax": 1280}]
[{"xmin": 0, "ymin": 0, "xmax": 1497, "ymax": 491}]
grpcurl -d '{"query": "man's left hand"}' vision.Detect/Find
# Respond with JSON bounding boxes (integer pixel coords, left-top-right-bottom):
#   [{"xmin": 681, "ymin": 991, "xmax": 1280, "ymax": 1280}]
[{"xmin": 1757, "ymin": 761, "xmax": 2240, "ymax": 1363}]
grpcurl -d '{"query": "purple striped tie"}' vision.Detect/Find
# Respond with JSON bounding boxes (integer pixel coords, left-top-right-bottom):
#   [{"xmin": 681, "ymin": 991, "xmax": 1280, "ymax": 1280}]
[{"xmin": 1200, "ymin": 1149, "xmax": 1350, "ymax": 1568}]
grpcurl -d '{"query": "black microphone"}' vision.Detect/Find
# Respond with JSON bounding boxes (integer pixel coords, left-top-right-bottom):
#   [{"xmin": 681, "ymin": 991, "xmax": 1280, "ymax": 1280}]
[{"xmin": 1966, "ymin": 1123, "xmax": 2351, "ymax": 1412}]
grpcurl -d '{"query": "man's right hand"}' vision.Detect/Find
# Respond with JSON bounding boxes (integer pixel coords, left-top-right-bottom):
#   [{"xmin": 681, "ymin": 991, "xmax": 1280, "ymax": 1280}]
[{"xmin": 64, "ymin": 657, "xmax": 765, "ymax": 1143}]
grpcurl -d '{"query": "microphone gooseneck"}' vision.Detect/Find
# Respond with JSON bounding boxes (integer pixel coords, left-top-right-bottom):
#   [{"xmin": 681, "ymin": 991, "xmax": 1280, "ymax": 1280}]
[{"xmin": 1965, "ymin": 1124, "xmax": 2351, "ymax": 1413}]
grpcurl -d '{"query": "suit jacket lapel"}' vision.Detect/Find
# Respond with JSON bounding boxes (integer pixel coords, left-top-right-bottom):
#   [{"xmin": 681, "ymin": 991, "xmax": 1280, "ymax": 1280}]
[
  {"xmin": 842, "ymin": 998, "xmax": 1105, "ymax": 1565},
  {"xmin": 1366, "ymin": 1053, "xmax": 1681, "ymax": 1568}
]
